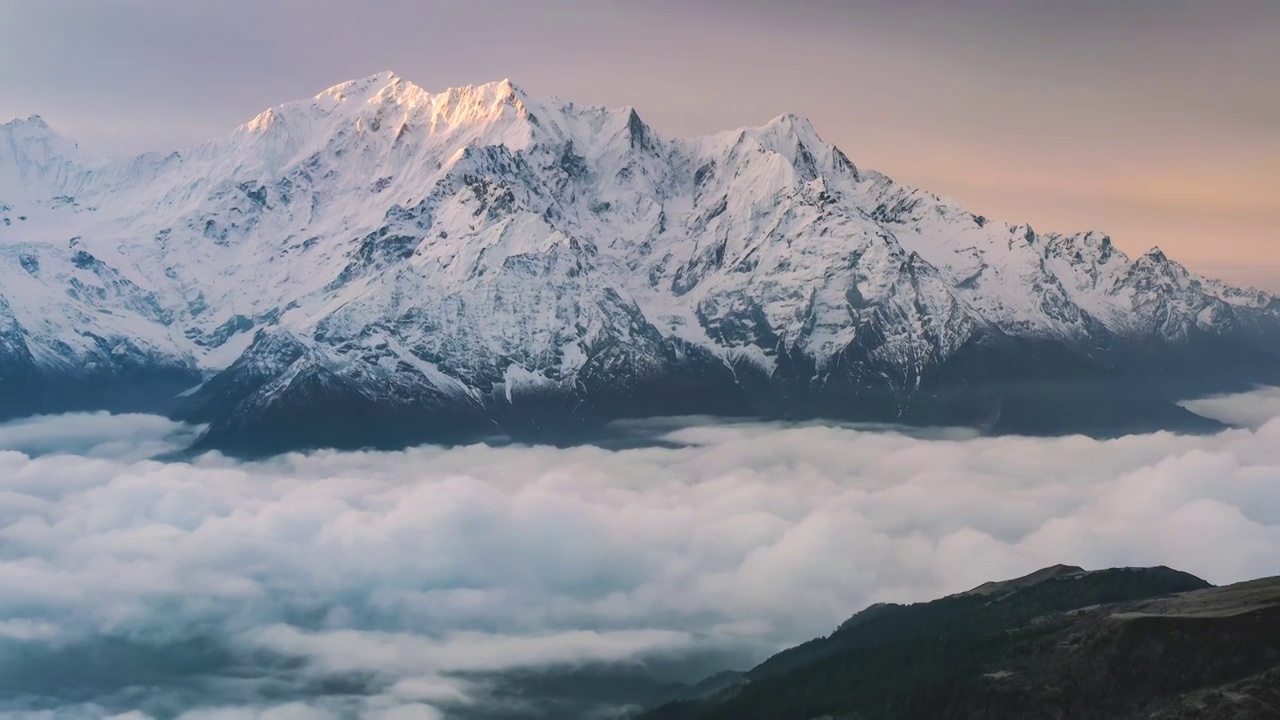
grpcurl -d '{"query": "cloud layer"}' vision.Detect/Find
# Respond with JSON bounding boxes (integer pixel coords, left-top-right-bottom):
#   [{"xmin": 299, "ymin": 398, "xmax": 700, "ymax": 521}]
[
  {"xmin": 1, "ymin": 394, "xmax": 1278, "ymax": 718},
  {"xmin": 1180, "ymin": 385, "xmax": 1280, "ymax": 430}
]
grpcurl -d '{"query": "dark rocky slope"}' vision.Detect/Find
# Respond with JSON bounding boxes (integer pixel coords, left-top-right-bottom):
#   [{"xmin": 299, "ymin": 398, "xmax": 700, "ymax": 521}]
[{"xmin": 642, "ymin": 566, "xmax": 1280, "ymax": 720}]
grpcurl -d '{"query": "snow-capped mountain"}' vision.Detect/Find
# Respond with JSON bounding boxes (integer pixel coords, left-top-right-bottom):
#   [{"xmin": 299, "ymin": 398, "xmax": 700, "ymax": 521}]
[{"xmin": 2, "ymin": 72, "xmax": 1277, "ymax": 452}]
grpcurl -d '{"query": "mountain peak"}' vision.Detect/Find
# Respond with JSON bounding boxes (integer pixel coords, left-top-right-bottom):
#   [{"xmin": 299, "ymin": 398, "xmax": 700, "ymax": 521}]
[
  {"xmin": 317, "ymin": 74, "xmax": 530, "ymax": 114},
  {"xmin": 1133, "ymin": 246, "xmax": 1186, "ymax": 276},
  {"xmin": 316, "ymin": 70, "xmax": 403, "ymax": 99},
  {"xmin": 1144, "ymin": 246, "xmax": 1168, "ymax": 260},
  {"xmin": 955, "ymin": 564, "xmax": 1086, "ymax": 598},
  {"xmin": 0, "ymin": 113, "xmax": 81, "ymax": 167},
  {"xmin": 231, "ymin": 73, "xmax": 542, "ymax": 146},
  {"xmin": 3, "ymin": 114, "xmax": 54, "ymax": 134},
  {"xmin": 443, "ymin": 78, "xmax": 528, "ymax": 106},
  {"xmin": 730, "ymin": 111, "xmax": 837, "ymax": 179},
  {"xmin": 625, "ymin": 107, "xmax": 654, "ymax": 151},
  {"xmin": 488, "ymin": 77, "xmax": 523, "ymax": 97},
  {"xmin": 765, "ymin": 111, "xmax": 814, "ymax": 132}
]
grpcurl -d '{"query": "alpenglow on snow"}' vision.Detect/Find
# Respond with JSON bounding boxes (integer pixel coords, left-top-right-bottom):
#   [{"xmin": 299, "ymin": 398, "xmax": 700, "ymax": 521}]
[{"xmin": 2, "ymin": 72, "xmax": 1278, "ymax": 452}]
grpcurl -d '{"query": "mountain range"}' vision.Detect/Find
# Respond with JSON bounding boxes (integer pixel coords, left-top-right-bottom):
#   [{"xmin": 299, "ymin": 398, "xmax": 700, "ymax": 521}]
[{"xmin": 3, "ymin": 72, "xmax": 1278, "ymax": 453}]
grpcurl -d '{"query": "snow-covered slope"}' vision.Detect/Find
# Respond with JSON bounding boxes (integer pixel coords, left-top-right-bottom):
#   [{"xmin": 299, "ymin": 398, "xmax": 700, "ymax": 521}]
[{"xmin": 2, "ymin": 72, "xmax": 1277, "ymax": 451}]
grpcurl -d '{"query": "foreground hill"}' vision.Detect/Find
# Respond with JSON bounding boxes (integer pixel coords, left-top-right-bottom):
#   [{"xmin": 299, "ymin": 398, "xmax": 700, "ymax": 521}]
[
  {"xmin": 643, "ymin": 565, "xmax": 1280, "ymax": 719},
  {"xmin": 3, "ymin": 73, "xmax": 1279, "ymax": 452}
]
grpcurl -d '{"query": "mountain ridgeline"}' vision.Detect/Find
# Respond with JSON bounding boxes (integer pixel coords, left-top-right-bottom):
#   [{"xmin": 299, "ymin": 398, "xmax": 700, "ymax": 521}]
[
  {"xmin": 2, "ymin": 73, "xmax": 1279, "ymax": 452},
  {"xmin": 641, "ymin": 566, "xmax": 1280, "ymax": 720}
]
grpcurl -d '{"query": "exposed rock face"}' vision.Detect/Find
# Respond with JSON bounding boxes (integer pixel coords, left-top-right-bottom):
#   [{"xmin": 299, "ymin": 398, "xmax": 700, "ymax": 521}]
[{"xmin": 3, "ymin": 74, "xmax": 1279, "ymax": 452}]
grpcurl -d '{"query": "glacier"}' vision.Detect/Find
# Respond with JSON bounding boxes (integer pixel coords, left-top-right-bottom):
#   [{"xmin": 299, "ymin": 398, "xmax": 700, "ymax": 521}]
[{"xmin": 2, "ymin": 72, "xmax": 1277, "ymax": 453}]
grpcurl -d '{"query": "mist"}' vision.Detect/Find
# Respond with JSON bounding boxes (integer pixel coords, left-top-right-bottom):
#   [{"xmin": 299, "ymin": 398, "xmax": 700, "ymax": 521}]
[{"xmin": 1, "ymin": 391, "xmax": 1278, "ymax": 718}]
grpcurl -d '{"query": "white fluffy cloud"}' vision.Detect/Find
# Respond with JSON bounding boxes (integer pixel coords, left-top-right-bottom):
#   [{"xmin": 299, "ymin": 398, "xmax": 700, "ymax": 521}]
[
  {"xmin": 1180, "ymin": 385, "xmax": 1280, "ymax": 429},
  {"xmin": 1, "ymin": 394, "xmax": 1279, "ymax": 718},
  {"xmin": 0, "ymin": 411, "xmax": 201, "ymax": 461}
]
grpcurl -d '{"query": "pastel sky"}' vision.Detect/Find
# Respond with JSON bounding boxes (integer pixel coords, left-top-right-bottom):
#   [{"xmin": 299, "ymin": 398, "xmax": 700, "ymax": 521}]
[{"xmin": 2, "ymin": 0, "xmax": 1276, "ymax": 289}]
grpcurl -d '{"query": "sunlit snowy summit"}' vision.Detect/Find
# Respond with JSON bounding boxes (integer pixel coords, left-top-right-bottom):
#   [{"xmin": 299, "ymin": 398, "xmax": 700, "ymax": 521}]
[{"xmin": 2, "ymin": 72, "xmax": 1278, "ymax": 452}]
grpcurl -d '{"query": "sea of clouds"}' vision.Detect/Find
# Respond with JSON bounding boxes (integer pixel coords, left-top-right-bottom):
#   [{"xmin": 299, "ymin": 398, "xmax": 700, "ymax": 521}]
[{"xmin": 1, "ymin": 389, "xmax": 1279, "ymax": 718}]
